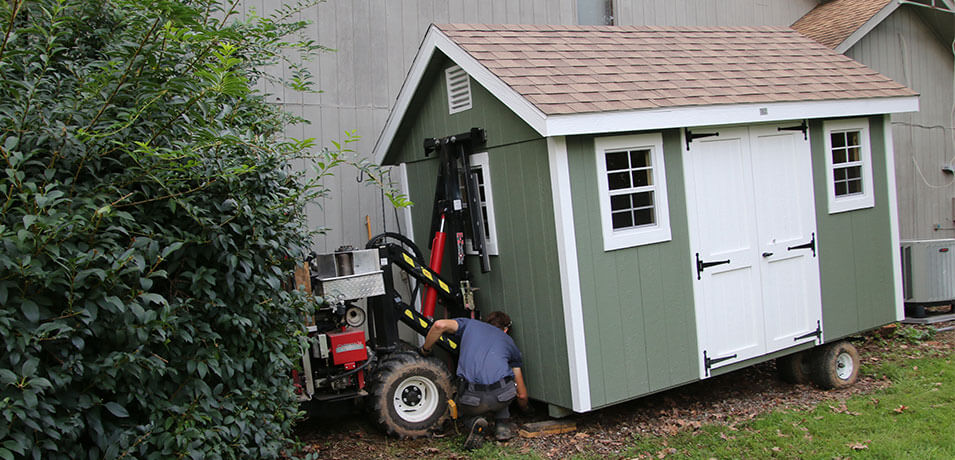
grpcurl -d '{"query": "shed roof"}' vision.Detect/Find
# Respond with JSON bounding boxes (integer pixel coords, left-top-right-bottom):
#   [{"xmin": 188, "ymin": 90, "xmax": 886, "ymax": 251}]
[
  {"xmin": 791, "ymin": 0, "xmax": 895, "ymax": 51},
  {"xmin": 439, "ymin": 23, "xmax": 914, "ymax": 116},
  {"xmin": 375, "ymin": 24, "xmax": 918, "ymax": 162}
]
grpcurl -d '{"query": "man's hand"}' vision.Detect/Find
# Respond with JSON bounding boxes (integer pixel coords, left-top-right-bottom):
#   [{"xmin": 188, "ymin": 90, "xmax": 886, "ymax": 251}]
[{"xmin": 418, "ymin": 346, "xmax": 431, "ymax": 357}]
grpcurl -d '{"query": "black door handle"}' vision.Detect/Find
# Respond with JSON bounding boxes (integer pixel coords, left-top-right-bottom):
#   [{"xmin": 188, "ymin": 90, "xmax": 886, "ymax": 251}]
[
  {"xmin": 787, "ymin": 232, "xmax": 816, "ymax": 257},
  {"xmin": 762, "ymin": 252, "xmax": 773, "ymax": 257}
]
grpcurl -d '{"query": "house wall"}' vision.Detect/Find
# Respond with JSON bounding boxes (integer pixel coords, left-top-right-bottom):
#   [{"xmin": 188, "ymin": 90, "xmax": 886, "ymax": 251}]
[
  {"xmin": 253, "ymin": 0, "xmax": 819, "ymax": 252},
  {"xmin": 845, "ymin": 7, "xmax": 955, "ymax": 241},
  {"xmin": 810, "ymin": 116, "xmax": 899, "ymax": 340},
  {"xmin": 565, "ymin": 130, "xmax": 698, "ymax": 410},
  {"xmin": 384, "ymin": 56, "xmax": 573, "ymax": 408}
]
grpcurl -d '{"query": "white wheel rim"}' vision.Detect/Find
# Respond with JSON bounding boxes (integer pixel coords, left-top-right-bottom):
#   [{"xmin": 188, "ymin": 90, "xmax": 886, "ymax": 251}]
[
  {"xmin": 836, "ymin": 352, "xmax": 854, "ymax": 380},
  {"xmin": 393, "ymin": 376, "xmax": 439, "ymax": 423}
]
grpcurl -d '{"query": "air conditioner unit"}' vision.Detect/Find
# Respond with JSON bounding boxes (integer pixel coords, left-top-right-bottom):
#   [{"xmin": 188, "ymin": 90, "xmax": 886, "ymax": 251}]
[{"xmin": 901, "ymin": 239, "xmax": 955, "ymax": 305}]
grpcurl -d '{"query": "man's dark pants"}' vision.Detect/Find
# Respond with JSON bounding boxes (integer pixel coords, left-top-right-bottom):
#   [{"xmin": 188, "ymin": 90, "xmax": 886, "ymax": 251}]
[{"xmin": 457, "ymin": 377, "xmax": 516, "ymax": 431}]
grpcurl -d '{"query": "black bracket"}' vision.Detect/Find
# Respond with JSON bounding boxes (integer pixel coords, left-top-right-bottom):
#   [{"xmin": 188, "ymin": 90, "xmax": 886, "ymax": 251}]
[
  {"xmin": 777, "ymin": 120, "xmax": 809, "ymax": 140},
  {"xmin": 787, "ymin": 232, "xmax": 816, "ymax": 257},
  {"xmin": 684, "ymin": 128, "xmax": 719, "ymax": 151},
  {"xmin": 794, "ymin": 320, "xmax": 822, "ymax": 342},
  {"xmin": 696, "ymin": 252, "xmax": 731, "ymax": 280},
  {"xmin": 704, "ymin": 350, "xmax": 737, "ymax": 376}
]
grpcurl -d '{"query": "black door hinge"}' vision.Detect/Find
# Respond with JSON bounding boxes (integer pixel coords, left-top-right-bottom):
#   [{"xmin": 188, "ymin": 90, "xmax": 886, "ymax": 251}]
[
  {"xmin": 704, "ymin": 350, "xmax": 737, "ymax": 376},
  {"xmin": 777, "ymin": 120, "xmax": 808, "ymax": 140},
  {"xmin": 684, "ymin": 128, "xmax": 719, "ymax": 151},
  {"xmin": 787, "ymin": 232, "xmax": 816, "ymax": 257},
  {"xmin": 794, "ymin": 320, "xmax": 822, "ymax": 342},
  {"xmin": 696, "ymin": 252, "xmax": 731, "ymax": 280}
]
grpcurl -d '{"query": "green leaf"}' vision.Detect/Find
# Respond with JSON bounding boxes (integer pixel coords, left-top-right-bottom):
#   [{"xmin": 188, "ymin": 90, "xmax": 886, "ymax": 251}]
[
  {"xmin": 20, "ymin": 300, "xmax": 39, "ymax": 322},
  {"xmin": 0, "ymin": 369, "xmax": 16, "ymax": 385},
  {"xmin": 21, "ymin": 358, "xmax": 38, "ymax": 377},
  {"xmin": 0, "ymin": 447, "xmax": 14, "ymax": 460},
  {"xmin": 104, "ymin": 402, "xmax": 129, "ymax": 418}
]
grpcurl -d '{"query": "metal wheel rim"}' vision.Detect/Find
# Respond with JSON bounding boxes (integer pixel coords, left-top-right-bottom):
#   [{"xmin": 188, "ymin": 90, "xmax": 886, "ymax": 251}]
[
  {"xmin": 836, "ymin": 351, "xmax": 854, "ymax": 380},
  {"xmin": 393, "ymin": 376, "xmax": 439, "ymax": 423}
]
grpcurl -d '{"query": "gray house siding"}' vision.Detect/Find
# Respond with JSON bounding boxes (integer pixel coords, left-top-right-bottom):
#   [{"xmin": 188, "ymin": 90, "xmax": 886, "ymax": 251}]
[
  {"xmin": 264, "ymin": 0, "xmax": 820, "ymax": 251},
  {"xmin": 384, "ymin": 57, "xmax": 573, "ymax": 408},
  {"xmin": 844, "ymin": 7, "xmax": 955, "ymax": 241},
  {"xmin": 565, "ymin": 130, "xmax": 698, "ymax": 410}
]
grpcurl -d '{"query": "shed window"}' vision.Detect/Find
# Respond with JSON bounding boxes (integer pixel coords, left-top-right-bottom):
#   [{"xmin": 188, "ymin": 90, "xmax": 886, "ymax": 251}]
[
  {"xmin": 824, "ymin": 119, "xmax": 874, "ymax": 214},
  {"xmin": 595, "ymin": 133, "xmax": 671, "ymax": 251},
  {"xmin": 445, "ymin": 65, "xmax": 472, "ymax": 114},
  {"xmin": 463, "ymin": 152, "xmax": 498, "ymax": 255}
]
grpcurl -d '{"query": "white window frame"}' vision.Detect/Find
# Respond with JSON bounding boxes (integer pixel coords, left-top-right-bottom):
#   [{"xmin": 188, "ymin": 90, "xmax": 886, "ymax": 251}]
[
  {"xmin": 823, "ymin": 118, "xmax": 875, "ymax": 214},
  {"xmin": 464, "ymin": 152, "xmax": 499, "ymax": 256},
  {"xmin": 594, "ymin": 133, "xmax": 671, "ymax": 251},
  {"xmin": 445, "ymin": 65, "xmax": 472, "ymax": 114}
]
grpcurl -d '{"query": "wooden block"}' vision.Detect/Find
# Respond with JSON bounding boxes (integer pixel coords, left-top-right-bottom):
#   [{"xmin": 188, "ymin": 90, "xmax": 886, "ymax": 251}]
[
  {"xmin": 294, "ymin": 264, "xmax": 312, "ymax": 293},
  {"xmin": 518, "ymin": 420, "xmax": 577, "ymax": 438}
]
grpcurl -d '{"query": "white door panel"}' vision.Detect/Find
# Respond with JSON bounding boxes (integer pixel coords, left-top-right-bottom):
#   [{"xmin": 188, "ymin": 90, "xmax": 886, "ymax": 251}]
[{"xmin": 685, "ymin": 123, "xmax": 822, "ymax": 378}]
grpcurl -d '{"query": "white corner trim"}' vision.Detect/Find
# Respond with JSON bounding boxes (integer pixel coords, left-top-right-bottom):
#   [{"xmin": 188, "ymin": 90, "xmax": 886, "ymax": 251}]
[
  {"xmin": 397, "ymin": 163, "xmax": 422, "ymax": 310},
  {"xmin": 835, "ymin": 1, "xmax": 900, "ymax": 54},
  {"xmin": 547, "ymin": 136, "xmax": 591, "ymax": 413},
  {"xmin": 373, "ymin": 26, "xmax": 547, "ymax": 164},
  {"xmin": 883, "ymin": 116, "xmax": 905, "ymax": 321},
  {"xmin": 545, "ymin": 97, "xmax": 919, "ymax": 138}
]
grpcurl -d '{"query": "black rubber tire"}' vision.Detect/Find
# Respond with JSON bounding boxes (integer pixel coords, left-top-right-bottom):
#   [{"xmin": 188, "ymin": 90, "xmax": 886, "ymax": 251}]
[
  {"xmin": 369, "ymin": 352, "xmax": 452, "ymax": 438},
  {"xmin": 776, "ymin": 350, "xmax": 811, "ymax": 384},
  {"xmin": 809, "ymin": 341, "xmax": 860, "ymax": 389}
]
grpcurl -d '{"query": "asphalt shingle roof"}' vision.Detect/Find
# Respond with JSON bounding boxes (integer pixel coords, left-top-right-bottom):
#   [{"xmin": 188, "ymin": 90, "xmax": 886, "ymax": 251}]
[
  {"xmin": 436, "ymin": 23, "xmax": 915, "ymax": 116},
  {"xmin": 791, "ymin": 0, "xmax": 893, "ymax": 50}
]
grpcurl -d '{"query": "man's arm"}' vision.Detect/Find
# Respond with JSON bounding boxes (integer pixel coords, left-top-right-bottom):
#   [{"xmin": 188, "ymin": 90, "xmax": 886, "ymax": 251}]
[
  {"xmin": 420, "ymin": 319, "xmax": 458, "ymax": 354},
  {"xmin": 512, "ymin": 367, "xmax": 529, "ymax": 410}
]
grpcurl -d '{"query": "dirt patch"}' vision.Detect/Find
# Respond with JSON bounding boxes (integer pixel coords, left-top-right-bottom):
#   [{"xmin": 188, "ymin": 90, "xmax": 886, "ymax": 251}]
[{"xmin": 295, "ymin": 322, "xmax": 955, "ymax": 459}]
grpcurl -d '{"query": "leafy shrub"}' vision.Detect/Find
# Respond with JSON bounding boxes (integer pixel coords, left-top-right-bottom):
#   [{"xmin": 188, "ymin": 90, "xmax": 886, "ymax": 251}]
[{"xmin": 0, "ymin": 0, "xmax": 344, "ymax": 458}]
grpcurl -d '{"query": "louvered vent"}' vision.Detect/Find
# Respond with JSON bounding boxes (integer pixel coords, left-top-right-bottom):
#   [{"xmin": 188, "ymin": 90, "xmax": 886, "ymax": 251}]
[{"xmin": 445, "ymin": 65, "xmax": 472, "ymax": 114}]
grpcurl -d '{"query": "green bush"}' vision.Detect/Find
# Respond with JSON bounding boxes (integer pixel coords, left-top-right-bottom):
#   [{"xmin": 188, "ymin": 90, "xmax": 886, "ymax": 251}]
[{"xmin": 0, "ymin": 0, "xmax": 341, "ymax": 457}]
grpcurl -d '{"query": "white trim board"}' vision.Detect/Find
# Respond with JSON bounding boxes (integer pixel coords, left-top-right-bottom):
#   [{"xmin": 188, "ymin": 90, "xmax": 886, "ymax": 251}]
[
  {"xmin": 834, "ymin": 1, "xmax": 900, "ymax": 54},
  {"xmin": 883, "ymin": 116, "xmax": 905, "ymax": 321},
  {"xmin": 547, "ymin": 136, "xmax": 591, "ymax": 413}
]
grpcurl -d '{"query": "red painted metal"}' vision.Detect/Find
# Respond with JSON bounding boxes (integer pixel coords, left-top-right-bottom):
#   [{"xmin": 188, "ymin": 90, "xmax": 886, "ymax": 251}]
[
  {"xmin": 327, "ymin": 329, "xmax": 367, "ymax": 365},
  {"xmin": 423, "ymin": 215, "xmax": 447, "ymax": 318}
]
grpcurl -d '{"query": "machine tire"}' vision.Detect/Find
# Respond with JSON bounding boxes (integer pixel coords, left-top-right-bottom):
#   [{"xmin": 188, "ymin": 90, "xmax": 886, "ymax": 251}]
[
  {"xmin": 369, "ymin": 352, "xmax": 452, "ymax": 438},
  {"xmin": 809, "ymin": 341, "xmax": 860, "ymax": 389},
  {"xmin": 776, "ymin": 350, "xmax": 811, "ymax": 384}
]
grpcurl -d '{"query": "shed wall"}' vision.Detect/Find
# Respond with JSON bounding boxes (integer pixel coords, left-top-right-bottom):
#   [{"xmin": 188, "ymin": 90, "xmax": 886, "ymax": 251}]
[
  {"xmin": 845, "ymin": 7, "xmax": 955, "ymax": 241},
  {"xmin": 566, "ymin": 130, "xmax": 698, "ymax": 410},
  {"xmin": 810, "ymin": 116, "xmax": 899, "ymax": 340},
  {"xmin": 387, "ymin": 58, "xmax": 573, "ymax": 408}
]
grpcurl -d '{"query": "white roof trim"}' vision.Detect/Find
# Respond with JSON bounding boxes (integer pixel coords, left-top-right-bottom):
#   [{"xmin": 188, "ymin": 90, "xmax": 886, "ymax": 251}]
[
  {"xmin": 543, "ymin": 96, "xmax": 919, "ymax": 137},
  {"xmin": 834, "ymin": 1, "xmax": 901, "ymax": 53},
  {"xmin": 373, "ymin": 26, "xmax": 547, "ymax": 164}
]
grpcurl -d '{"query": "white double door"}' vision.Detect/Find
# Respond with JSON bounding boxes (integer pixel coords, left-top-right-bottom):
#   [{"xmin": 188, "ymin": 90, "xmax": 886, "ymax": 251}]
[{"xmin": 683, "ymin": 123, "xmax": 822, "ymax": 376}]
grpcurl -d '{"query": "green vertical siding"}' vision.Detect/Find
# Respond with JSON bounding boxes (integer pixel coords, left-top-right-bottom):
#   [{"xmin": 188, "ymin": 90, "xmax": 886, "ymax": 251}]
[
  {"xmin": 385, "ymin": 55, "xmax": 572, "ymax": 408},
  {"xmin": 811, "ymin": 116, "xmax": 898, "ymax": 341},
  {"xmin": 567, "ymin": 129, "xmax": 698, "ymax": 410}
]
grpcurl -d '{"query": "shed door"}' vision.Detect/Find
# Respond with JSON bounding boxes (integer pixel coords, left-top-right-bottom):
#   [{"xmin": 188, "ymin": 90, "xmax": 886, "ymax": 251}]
[{"xmin": 684, "ymin": 123, "xmax": 822, "ymax": 377}]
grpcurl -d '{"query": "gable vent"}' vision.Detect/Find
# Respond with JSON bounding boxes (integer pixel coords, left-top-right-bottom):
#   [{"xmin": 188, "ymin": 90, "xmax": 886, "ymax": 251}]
[{"xmin": 445, "ymin": 65, "xmax": 472, "ymax": 114}]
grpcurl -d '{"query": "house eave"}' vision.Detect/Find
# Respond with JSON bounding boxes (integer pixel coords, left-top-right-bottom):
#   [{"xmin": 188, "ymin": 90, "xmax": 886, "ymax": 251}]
[{"xmin": 543, "ymin": 96, "xmax": 919, "ymax": 137}]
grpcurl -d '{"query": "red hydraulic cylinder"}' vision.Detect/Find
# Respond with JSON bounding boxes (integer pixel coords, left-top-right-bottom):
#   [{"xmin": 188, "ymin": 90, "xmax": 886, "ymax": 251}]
[{"xmin": 423, "ymin": 215, "xmax": 446, "ymax": 318}]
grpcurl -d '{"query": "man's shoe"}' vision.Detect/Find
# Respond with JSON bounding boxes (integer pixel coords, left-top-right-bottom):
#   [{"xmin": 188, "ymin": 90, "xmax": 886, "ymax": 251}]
[
  {"xmin": 494, "ymin": 421, "xmax": 516, "ymax": 441},
  {"xmin": 463, "ymin": 417, "xmax": 487, "ymax": 451}
]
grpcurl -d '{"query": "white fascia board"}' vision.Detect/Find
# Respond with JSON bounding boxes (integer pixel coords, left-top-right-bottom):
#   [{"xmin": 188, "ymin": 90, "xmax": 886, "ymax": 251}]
[
  {"xmin": 373, "ymin": 26, "xmax": 547, "ymax": 165},
  {"xmin": 543, "ymin": 96, "xmax": 919, "ymax": 137},
  {"xmin": 835, "ymin": 1, "xmax": 900, "ymax": 54},
  {"xmin": 883, "ymin": 116, "xmax": 905, "ymax": 321},
  {"xmin": 547, "ymin": 136, "xmax": 591, "ymax": 413}
]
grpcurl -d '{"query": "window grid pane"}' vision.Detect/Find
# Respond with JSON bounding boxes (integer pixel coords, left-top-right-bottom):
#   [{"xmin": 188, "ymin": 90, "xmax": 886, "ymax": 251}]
[
  {"xmin": 830, "ymin": 129, "xmax": 865, "ymax": 198},
  {"xmin": 605, "ymin": 148, "xmax": 656, "ymax": 231}
]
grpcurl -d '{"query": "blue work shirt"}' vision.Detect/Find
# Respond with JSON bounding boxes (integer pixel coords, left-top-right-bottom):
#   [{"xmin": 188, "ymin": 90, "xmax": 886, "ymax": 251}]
[{"xmin": 453, "ymin": 318, "xmax": 523, "ymax": 385}]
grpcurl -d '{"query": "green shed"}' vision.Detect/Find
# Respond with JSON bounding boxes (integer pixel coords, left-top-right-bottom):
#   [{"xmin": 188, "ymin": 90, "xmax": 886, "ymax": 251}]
[{"xmin": 372, "ymin": 24, "xmax": 919, "ymax": 415}]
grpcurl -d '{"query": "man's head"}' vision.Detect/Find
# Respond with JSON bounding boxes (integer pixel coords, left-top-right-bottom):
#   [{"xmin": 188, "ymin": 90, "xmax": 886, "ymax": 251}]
[{"xmin": 486, "ymin": 311, "xmax": 512, "ymax": 332}]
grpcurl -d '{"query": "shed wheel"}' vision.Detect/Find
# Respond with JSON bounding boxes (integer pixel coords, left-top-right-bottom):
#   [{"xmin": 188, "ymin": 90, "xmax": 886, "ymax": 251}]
[
  {"xmin": 776, "ymin": 351, "xmax": 810, "ymax": 384},
  {"xmin": 369, "ymin": 352, "xmax": 452, "ymax": 438},
  {"xmin": 809, "ymin": 341, "xmax": 860, "ymax": 389}
]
